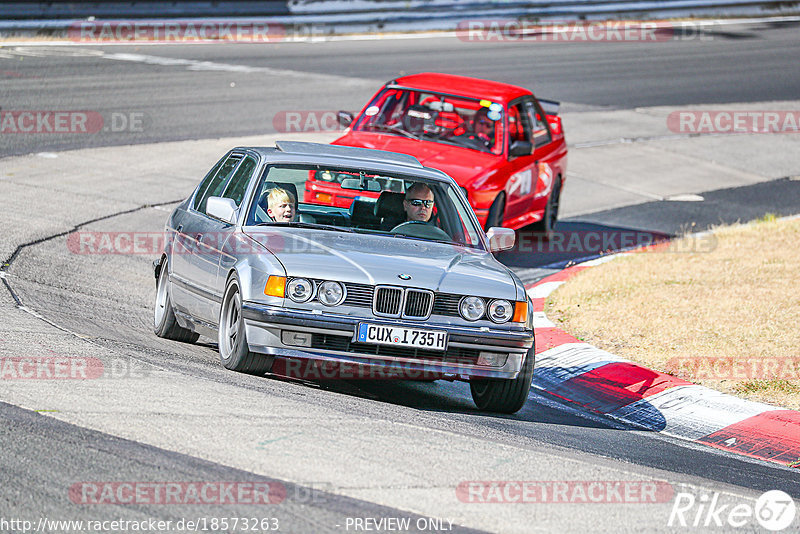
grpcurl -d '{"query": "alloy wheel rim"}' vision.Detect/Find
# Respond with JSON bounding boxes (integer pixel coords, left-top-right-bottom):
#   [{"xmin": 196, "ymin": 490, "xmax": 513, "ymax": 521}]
[
  {"xmin": 154, "ymin": 264, "xmax": 168, "ymax": 326},
  {"xmin": 222, "ymin": 286, "xmax": 240, "ymax": 358}
]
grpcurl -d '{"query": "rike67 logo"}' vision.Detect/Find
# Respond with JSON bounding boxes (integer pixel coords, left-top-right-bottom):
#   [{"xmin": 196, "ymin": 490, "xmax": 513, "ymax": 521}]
[{"xmin": 669, "ymin": 490, "xmax": 796, "ymax": 531}]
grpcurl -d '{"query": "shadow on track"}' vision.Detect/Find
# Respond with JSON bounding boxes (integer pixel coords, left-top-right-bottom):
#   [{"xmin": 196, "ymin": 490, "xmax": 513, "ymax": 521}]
[{"xmin": 496, "ymin": 220, "xmax": 670, "ymax": 270}]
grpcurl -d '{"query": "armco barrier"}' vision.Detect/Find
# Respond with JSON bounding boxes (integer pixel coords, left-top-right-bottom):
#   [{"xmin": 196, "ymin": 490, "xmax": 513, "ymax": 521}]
[{"xmin": 2, "ymin": 0, "xmax": 799, "ymax": 36}]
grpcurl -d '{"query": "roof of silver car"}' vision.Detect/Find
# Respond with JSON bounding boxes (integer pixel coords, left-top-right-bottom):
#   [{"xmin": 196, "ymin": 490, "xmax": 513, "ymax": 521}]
[{"xmin": 273, "ymin": 140, "xmax": 423, "ymax": 169}]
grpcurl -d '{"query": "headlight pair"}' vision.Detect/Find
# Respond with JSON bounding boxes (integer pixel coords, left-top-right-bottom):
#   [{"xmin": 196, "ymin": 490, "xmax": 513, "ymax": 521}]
[
  {"xmin": 286, "ymin": 278, "xmax": 345, "ymax": 306},
  {"xmin": 459, "ymin": 297, "xmax": 517, "ymax": 323}
]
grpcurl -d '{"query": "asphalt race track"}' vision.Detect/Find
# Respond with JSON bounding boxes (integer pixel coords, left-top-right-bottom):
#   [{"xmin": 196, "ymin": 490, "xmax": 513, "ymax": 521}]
[
  {"xmin": 1, "ymin": 20, "xmax": 800, "ymax": 533},
  {"xmin": 2, "ymin": 19, "xmax": 800, "ymax": 157}
]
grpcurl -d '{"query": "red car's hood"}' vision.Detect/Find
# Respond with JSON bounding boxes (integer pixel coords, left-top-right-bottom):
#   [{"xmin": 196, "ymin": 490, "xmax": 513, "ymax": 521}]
[{"xmin": 333, "ymin": 132, "xmax": 500, "ymax": 187}]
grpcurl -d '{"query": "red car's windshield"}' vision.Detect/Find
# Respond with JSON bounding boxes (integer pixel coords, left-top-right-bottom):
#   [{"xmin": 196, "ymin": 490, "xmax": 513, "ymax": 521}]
[{"xmin": 352, "ymin": 87, "xmax": 505, "ymax": 155}]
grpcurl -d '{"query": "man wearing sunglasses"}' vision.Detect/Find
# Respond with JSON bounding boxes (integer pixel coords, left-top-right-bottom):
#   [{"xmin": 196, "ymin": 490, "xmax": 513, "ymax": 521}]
[{"xmin": 403, "ymin": 182, "xmax": 435, "ymax": 222}]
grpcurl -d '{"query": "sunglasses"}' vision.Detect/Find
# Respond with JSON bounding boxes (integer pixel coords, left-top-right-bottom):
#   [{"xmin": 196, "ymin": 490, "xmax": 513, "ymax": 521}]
[{"xmin": 407, "ymin": 199, "xmax": 434, "ymax": 208}]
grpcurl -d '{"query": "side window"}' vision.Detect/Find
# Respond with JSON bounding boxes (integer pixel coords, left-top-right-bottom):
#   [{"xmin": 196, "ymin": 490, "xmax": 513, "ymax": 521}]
[
  {"xmin": 509, "ymin": 102, "xmax": 533, "ymax": 148},
  {"xmin": 192, "ymin": 157, "xmax": 225, "ymax": 210},
  {"xmin": 222, "ymin": 156, "xmax": 257, "ymax": 206},
  {"xmin": 445, "ymin": 186, "xmax": 481, "ymax": 247},
  {"xmin": 194, "ymin": 154, "xmax": 242, "ymax": 213},
  {"xmin": 525, "ymin": 99, "xmax": 552, "ymax": 147}
]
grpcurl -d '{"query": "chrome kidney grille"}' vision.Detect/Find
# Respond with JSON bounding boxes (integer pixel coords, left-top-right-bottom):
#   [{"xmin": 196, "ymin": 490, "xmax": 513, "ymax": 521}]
[{"xmin": 373, "ymin": 286, "xmax": 433, "ymax": 320}]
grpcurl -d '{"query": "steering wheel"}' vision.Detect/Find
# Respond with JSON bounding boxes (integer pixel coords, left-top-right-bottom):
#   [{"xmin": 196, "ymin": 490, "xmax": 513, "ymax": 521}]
[{"xmin": 390, "ymin": 220, "xmax": 451, "ymax": 241}]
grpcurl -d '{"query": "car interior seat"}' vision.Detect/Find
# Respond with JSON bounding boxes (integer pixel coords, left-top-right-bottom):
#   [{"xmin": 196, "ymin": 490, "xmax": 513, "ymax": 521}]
[
  {"xmin": 374, "ymin": 191, "xmax": 406, "ymax": 230},
  {"xmin": 508, "ymin": 106, "xmax": 525, "ymax": 148},
  {"xmin": 349, "ymin": 198, "xmax": 380, "ymax": 229}
]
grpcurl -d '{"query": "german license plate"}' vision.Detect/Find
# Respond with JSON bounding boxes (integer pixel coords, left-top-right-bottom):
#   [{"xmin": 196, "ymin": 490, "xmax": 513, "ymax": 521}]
[{"xmin": 356, "ymin": 323, "xmax": 448, "ymax": 351}]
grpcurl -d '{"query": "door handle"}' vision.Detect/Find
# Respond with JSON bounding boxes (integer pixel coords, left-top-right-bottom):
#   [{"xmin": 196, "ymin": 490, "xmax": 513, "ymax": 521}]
[{"xmin": 176, "ymin": 225, "xmax": 183, "ymax": 233}]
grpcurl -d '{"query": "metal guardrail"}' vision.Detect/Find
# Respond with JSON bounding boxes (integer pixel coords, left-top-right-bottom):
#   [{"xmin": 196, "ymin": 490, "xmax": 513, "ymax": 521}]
[{"xmin": 1, "ymin": 0, "xmax": 798, "ymax": 35}]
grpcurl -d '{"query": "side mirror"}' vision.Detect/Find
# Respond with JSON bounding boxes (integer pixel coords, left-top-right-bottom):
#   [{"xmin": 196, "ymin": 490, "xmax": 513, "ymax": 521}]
[
  {"xmin": 338, "ymin": 111, "xmax": 354, "ymax": 128},
  {"xmin": 509, "ymin": 140, "xmax": 533, "ymax": 158},
  {"xmin": 486, "ymin": 227, "xmax": 515, "ymax": 252},
  {"xmin": 206, "ymin": 196, "xmax": 238, "ymax": 224}
]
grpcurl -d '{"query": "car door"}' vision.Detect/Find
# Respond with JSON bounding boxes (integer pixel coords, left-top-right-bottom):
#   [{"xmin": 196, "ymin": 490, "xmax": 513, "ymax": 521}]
[
  {"xmin": 170, "ymin": 152, "xmax": 243, "ymax": 323},
  {"xmin": 210, "ymin": 154, "xmax": 260, "ymax": 304},
  {"xmin": 523, "ymin": 97, "xmax": 559, "ymax": 215},
  {"xmin": 502, "ymin": 99, "xmax": 539, "ymax": 224},
  {"xmin": 192, "ymin": 153, "xmax": 260, "ymax": 325}
]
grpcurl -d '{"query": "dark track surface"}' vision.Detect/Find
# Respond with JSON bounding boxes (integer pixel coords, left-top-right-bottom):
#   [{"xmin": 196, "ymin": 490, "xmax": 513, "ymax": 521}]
[
  {"xmin": 2, "ymin": 20, "xmax": 800, "ymax": 532},
  {"xmin": 2, "ymin": 19, "xmax": 799, "ymax": 156},
  {"xmin": 0, "ymin": 401, "xmax": 487, "ymax": 533},
  {"xmin": 500, "ymin": 176, "xmax": 800, "ymax": 274}
]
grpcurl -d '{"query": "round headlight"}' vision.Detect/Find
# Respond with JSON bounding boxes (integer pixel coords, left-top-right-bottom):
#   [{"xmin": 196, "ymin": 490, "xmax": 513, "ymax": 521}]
[
  {"xmin": 318, "ymin": 281, "xmax": 345, "ymax": 306},
  {"xmin": 459, "ymin": 296, "xmax": 485, "ymax": 321},
  {"xmin": 286, "ymin": 278, "xmax": 313, "ymax": 303},
  {"xmin": 488, "ymin": 299, "xmax": 513, "ymax": 323}
]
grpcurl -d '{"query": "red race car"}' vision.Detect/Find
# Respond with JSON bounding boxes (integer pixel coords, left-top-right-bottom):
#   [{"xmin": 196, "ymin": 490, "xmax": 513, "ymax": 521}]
[{"xmin": 311, "ymin": 72, "xmax": 567, "ymax": 233}]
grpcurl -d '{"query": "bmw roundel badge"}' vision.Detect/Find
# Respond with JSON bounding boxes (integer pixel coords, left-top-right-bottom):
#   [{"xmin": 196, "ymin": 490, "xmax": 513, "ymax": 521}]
[{"xmin": 398, "ymin": 274, "xmax": 412, "ymax": 281}]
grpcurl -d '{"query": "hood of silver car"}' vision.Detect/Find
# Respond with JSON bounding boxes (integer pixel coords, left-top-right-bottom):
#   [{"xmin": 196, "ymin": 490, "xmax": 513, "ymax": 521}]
[{"xmin": 244, "ymin": 227, "xmax": 517, "ymax": 298}]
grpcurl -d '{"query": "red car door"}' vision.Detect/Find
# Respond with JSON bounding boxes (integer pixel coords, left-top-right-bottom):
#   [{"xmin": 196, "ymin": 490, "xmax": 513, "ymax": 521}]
[
  {"xmin": 501, "ymin": 99, "xmax": 539, "ymax": 226},
  {"xmin": 525, "ymin": 98, "xmax": 562, "ymax": 224}
]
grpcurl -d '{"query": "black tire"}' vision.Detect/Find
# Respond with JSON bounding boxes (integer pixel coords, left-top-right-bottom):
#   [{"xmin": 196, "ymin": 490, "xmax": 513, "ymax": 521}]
[
  {"xmin": 153, "ymin": 257, "xmax": 199, "ymax": 343},
  {"xmin": 532, "ymin": 176, "xmax": 562, "ymax": 239},
  {"xmin": 470, "ymin": 345, "xmax": 535, "ymax": 413},
  {"xmin": 484, "ymin": 193, "xmax": 505, "ymax": 231},
  {"xmin": 218, "ymin": 274, "xmax": 274, "ymax": 374}
]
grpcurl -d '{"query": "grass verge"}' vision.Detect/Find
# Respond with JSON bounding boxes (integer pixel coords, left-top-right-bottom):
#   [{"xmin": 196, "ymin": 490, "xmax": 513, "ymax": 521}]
[{"xmin": 545, "ymin": 214, "xmax": 800, "ymax": 410}]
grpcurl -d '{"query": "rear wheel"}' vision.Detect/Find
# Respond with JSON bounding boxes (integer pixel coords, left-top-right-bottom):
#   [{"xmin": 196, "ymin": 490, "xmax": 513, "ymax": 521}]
[
  {"xmin": 484, "ymin": 193, "xmax": 505, "ymax": 231},
  {"xmin": 532, "ymin": 176, "xmax": 562, "ymax": 239},
  {"xmin": 153, "ymin": 257, "xmax": 199, "ymax": 343},
  {"xmin": 470, "ymin": 346, "xmax": 535, "ymax": 413},
  {"xmin": 218, "ymin": 274, "xmax": 274, "ymax": 374}
]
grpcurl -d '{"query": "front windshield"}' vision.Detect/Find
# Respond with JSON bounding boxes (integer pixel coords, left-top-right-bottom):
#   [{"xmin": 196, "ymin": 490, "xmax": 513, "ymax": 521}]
[
  {"xmin": 352, "ymin": 87, "xmax": 505, "ymax": 155},
  {"xmin": 245, "ymin": 164, "xmax": 485, "ymax": 250}
]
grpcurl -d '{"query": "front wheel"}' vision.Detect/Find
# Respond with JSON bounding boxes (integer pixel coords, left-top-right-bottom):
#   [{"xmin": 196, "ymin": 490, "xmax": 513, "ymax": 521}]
[
  {"xmin": 153, "ymin": 257, "xmax": 199, "ymax": 343},
  {"xmin": 532, "ymin": 176, "xmax": 562, "ymax": 239},
  {"xmin": 218, "ymin": 274, "xmax": 273, "ymax": 374},
  {"xmin": 470, "ymin": 346, "xmax": 535, "ymax": 413}
]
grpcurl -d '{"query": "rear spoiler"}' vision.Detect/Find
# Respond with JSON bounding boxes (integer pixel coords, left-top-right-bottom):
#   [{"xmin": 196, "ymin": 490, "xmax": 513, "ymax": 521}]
[{"xmin": 538, "ymin": 98, "xmax": 560, "ymax": 116}]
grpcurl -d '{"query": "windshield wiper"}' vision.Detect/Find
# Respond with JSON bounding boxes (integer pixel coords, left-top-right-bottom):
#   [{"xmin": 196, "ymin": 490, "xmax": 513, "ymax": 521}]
[
  {"xmin": 389, "ymin": 233, "xmax": 454, "ymax": 246},
  {"xmin": 368, "ymin": 123, "xmax": 421, "ymax": 141},
  {"xmin": 254, "ymin": 221, "xmax": 354, "ymax": 233}
]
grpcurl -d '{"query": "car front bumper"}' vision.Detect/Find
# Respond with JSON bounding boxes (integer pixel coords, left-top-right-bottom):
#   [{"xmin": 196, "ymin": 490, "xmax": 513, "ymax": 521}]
[{"xmin": 241, "ymin": 302, "xmax": 534, "ymax": 380}]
